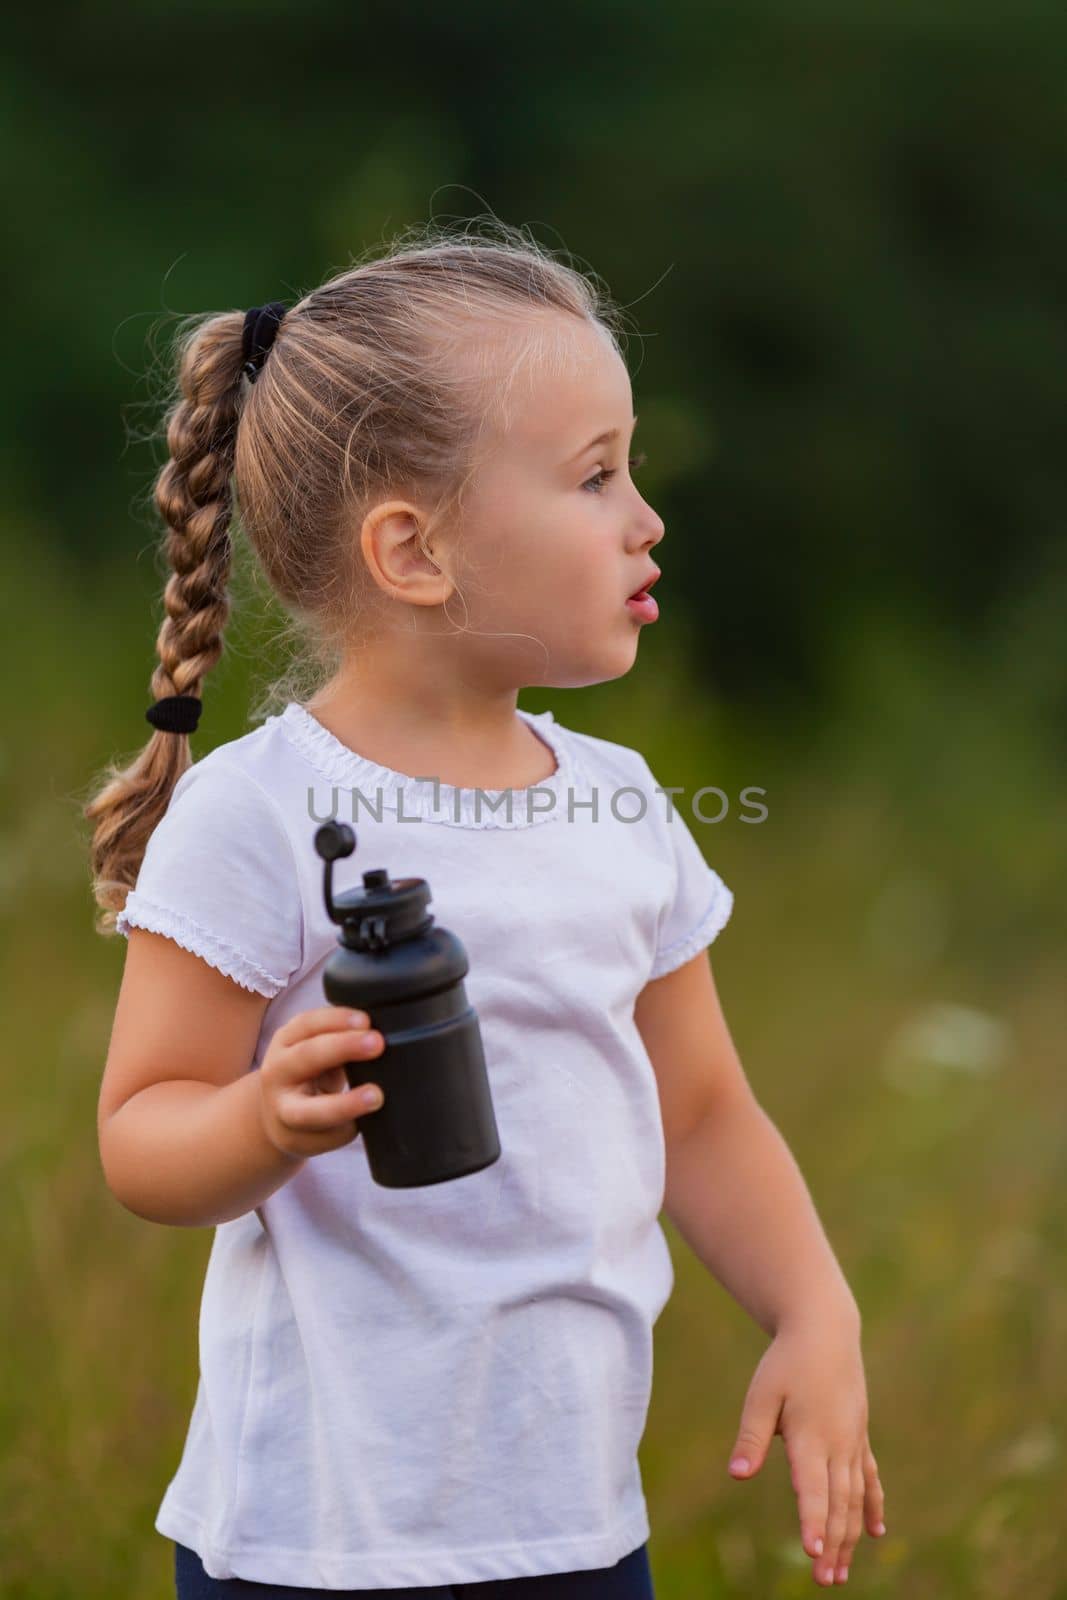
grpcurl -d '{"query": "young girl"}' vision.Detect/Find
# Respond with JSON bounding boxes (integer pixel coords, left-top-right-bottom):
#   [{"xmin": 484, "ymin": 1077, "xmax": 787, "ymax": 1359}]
[{"xmin": 86, "ymin": 224, "xmax": 885, "ymax": 1597}]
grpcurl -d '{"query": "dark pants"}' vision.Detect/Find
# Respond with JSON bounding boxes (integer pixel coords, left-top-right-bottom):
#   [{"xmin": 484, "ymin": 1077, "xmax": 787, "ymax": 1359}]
[{"xmin": 174, "ymin": 1539, "xmax": 655, "ymax": 1599}]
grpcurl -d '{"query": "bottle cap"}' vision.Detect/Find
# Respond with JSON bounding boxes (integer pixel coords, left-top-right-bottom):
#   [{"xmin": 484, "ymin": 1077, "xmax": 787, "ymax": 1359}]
[
  {"xmin": 336, "ymin": 869, "xmax": 433, "ymax": 952},
  {"xmin": 315, "ymin": 822, "xmax": 433, "ymax": 951}
]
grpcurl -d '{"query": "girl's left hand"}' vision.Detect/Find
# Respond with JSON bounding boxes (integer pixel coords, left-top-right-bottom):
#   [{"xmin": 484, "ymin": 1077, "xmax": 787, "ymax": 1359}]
[{"xmin": 725, "ymin": 1314, "xmax": 887, "ymax": 1587}]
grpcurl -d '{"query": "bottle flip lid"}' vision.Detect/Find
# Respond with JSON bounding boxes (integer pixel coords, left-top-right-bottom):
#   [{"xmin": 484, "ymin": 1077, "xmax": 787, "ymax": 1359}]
[{"xmin": 315, "ymin": 821, "xmax": 433, "ymax": 951}]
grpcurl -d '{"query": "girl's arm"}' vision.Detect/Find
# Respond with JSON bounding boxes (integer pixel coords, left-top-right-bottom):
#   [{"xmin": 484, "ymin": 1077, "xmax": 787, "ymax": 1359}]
[
  {"xmin": 99, "ymin": 929, "xmax": 304, "ymax": 1227},
  {"xmin": 101, "ymin": 1073, "xmax": 301, "ymax": 1228},
  {"xmin": 635, "ymin": 950, "xmax": 885, "ymax": 1588},
  {"xmin": 635, "ymin": 948, "xmax": 858, "ymax": 1329}
]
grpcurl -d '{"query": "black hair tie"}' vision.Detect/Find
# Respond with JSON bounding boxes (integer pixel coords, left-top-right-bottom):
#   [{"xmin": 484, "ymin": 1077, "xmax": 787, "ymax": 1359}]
[
  {"xmin": 146, "ymin": 694, "xmax": 202, "ymax": 734},
  {"xmin": 241, "ymin": 300, "xmax": 288, "ymax": 384}
]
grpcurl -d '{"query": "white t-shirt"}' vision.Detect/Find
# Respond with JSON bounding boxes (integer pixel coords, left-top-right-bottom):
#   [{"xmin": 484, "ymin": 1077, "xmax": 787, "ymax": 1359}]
[{"xmin": 115, "ymin": 700, "xmax": 733, "ymax": 1589}]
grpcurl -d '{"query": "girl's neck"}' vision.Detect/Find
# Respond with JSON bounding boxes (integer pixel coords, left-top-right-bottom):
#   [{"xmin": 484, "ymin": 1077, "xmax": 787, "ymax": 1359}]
[{"xmin": 304, "ymin": 680, "xmax": 557, "ymax": 792}]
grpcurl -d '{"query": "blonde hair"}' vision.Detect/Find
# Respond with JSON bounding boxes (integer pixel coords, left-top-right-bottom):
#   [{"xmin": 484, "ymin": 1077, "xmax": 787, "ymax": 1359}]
[{"xmin": 84, "ymin": 216, "xmax": 630, "ymax": 934}]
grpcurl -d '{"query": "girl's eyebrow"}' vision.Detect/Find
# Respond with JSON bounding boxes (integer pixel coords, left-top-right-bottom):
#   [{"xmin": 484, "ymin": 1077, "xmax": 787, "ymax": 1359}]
[{"xmin": 564, "ymin": 414, "xmax": 639, "ymax": 464}]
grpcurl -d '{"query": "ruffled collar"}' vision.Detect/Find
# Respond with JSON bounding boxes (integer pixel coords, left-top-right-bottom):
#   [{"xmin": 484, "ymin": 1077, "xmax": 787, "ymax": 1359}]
[{"xmin": 276, "ymin": 700, "xmax": 584, "ymax": 829}]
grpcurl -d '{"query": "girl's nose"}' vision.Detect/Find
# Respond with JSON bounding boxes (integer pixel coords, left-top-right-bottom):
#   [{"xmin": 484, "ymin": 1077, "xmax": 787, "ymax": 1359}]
[{"xmin": 635, "ymin": 510, "xmax": 665, "ymax": 549}]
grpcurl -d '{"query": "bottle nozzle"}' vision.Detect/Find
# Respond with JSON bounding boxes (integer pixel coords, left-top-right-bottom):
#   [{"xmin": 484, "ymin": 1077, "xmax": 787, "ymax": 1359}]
[{"xmin": 315, "ymin": 821, "xmax": 357, "ymax": 925}]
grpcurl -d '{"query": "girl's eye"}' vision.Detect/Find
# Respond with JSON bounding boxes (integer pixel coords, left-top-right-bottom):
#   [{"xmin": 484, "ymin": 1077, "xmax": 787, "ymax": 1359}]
[{"xmin": 582, "ymin": 452, "xmax": 648, "ymax": 495}]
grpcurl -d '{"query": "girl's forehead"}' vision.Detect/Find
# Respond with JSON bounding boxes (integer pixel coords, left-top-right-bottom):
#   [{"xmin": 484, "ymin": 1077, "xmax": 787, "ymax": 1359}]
[{"xmin": 496, "ymin": 326, "xmax": 632, "ymax": 455}]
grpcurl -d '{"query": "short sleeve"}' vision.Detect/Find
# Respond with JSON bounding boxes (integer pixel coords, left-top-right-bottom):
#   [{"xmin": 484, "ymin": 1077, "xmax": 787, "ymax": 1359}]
[
  {"xmin": 645, "ymin": 764, "xmax": 734, "ymax": 980},
  {"xmin": 115, "ymin": 757, "xmax": 304, "ymax": 998}
]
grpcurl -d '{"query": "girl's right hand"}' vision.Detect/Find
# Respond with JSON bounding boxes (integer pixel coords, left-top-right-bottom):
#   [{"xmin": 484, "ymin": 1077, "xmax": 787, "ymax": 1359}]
[{"xmin": 257, "ymin": 1005, "xmax": 386, "ymax": 1160}]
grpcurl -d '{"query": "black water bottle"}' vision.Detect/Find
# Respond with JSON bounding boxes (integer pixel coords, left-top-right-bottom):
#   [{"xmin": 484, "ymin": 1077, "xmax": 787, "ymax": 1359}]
[{"xmin": 314, "ymin": 820, "xmax": 501, "ymax": 1188}]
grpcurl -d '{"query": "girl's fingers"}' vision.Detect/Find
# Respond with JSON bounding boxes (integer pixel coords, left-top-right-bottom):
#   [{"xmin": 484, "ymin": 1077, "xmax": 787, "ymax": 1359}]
[
  {"xmin": 793, "ymin": 1449, "xmax": 829, "ymax": 1566},
  {"xmin": 280, "ymin": 1081, "xmax": 384, "ymax": 1131},
  {"xmin": 312, "ymin": 1064, "xmax": 350, "ymax": 1095},
  {"xmin": 278, "ymin": 1005, "xmax": 370, "ymax": 1047},
  {"xmin": 832, "ymin": 1458, "xmax": 865, "ymax": 1583},
  {"xmin": 863, "ymin": 1446, "xmax": 887, "ymax": 1538},
  {"xmin": 819, "ymin": 1457, "xmax": 851, "ymax": 1585},
  {"xmin": 276, "ymin": 1023, "xmax": 384, "ymax": 1086},
  {"xmin": 303, "ymin": 1027, "xmax": 384, "ymax": 1074}
]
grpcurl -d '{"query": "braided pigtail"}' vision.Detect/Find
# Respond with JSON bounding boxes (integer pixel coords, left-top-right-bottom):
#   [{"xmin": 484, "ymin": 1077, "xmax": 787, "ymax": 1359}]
[{"xmin": 84, "ymin": 309, "xmax": 258, "ymax": 933}]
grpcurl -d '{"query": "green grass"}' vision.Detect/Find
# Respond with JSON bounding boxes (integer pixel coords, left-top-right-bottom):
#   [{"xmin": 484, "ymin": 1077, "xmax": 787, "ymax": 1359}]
[{"xmin": 3, "ymin": 536, "xmax": 1064, "ymax": 1597}]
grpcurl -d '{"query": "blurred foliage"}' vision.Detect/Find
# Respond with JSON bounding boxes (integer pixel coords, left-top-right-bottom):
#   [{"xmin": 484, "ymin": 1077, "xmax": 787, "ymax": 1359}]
[{"xmin": 3, "ymin": 2, "xmax": 1066, "ymax": 1595}]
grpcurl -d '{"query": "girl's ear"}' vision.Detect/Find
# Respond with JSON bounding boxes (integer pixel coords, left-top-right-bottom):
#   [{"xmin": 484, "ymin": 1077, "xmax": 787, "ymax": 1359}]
[{"xmin": 359, "ymin": 501, "xmax": 446, "ymax": 597}]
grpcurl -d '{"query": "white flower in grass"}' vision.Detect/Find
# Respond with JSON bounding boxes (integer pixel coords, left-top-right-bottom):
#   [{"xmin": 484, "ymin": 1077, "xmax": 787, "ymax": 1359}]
[{"xmin": 881, "ymin": 1002, "xmax": 1010, "ymax": 1094}]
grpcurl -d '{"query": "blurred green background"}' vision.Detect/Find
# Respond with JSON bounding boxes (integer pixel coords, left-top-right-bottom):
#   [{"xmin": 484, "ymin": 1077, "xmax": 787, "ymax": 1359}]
[{"xmin": 4, "ymin": 3, "xmax": 1066, "ymax": 1595}]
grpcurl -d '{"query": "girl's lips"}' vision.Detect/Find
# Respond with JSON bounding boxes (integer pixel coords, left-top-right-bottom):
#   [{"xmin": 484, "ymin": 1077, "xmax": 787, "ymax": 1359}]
[{"xmin": 625, "ymin": 590, "xmax": 659, "ymax": 623}]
